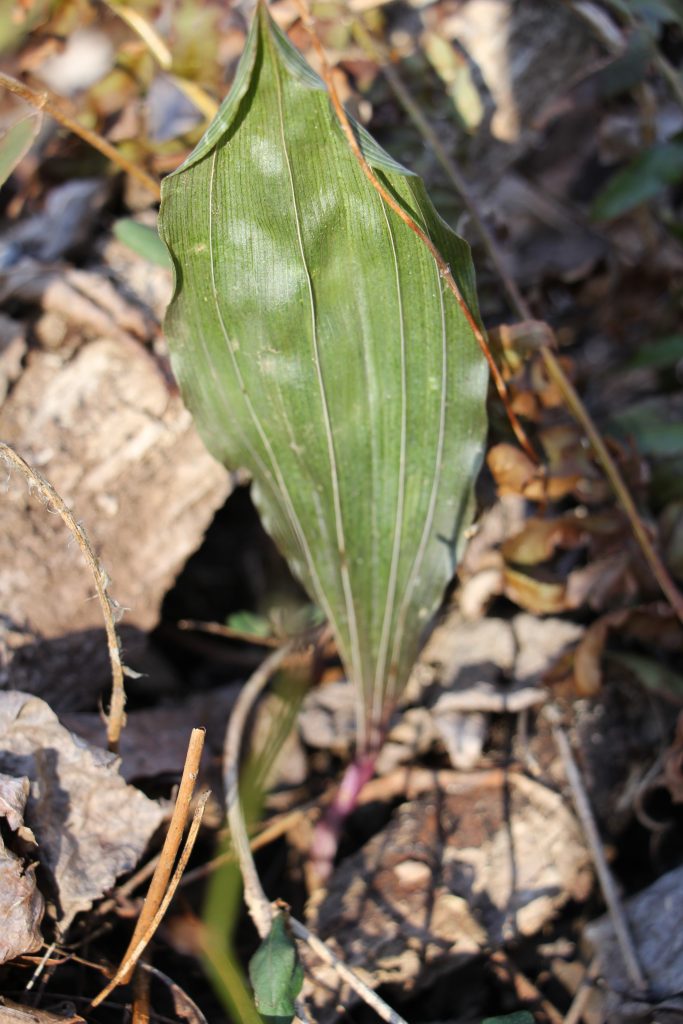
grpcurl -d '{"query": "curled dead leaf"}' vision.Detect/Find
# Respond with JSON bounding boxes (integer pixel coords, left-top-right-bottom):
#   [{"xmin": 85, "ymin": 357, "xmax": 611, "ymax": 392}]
[
  {"xmin": 490, "ymin": 319, "xmax": 557, "ymax": 376},
  {"xmin": 487, "ymin": 443, "xmax": 581, "ymax": 501},
  {"xmin": 501, "ymin": 515, "xmax": 587, "ymax": 565},
  {"xmin": 0, "ymin": 772, "xmax": 44, "ymax": 964},
  {"xmin": 574, "ymin": 604, "xmax": 683, "ymax": 697},
  {"xmin": 0, "ymin": 692, "xmax": 166, "ymax": 932},
  {"xmin": 504, "ymin": 554, "xmax": 633, "ymax": 617},
  {"xmin": 503, "ymin": 567, "xmax": 568, "ymax": 615}
]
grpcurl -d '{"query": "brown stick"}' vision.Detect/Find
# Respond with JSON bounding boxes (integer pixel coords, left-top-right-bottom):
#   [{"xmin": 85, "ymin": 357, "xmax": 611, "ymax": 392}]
[
  {"xmin": 549, "ymin": 712, "xmax": 646, "ymax": 992},
  {"xmin": 111, "ymin": 727, "xmax": 206, "ymax": 987},
  {"xmin": 0, "ymin": 71, "xmax": 161, "ymax": 199},
  {"xmin": 0, "ymin": 442, "xmax": 127, "ymax": 751},
  {"xmin": 91, "ymin": 790, "xmax": 210, "ymax": 1007}
]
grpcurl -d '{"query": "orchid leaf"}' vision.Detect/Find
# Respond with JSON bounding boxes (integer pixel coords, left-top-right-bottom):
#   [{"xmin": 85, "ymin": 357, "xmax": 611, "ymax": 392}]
[
  {"xmin": 159, "ymin": 2, "xmax": 488, "ymax": 748},
  {"xmin": 0, "ymin": 108, "xmax": 41, "ymax": 190},
  {"xmin": 248, "ymin": 913, "xmax": 303, "ymax": 1023}
]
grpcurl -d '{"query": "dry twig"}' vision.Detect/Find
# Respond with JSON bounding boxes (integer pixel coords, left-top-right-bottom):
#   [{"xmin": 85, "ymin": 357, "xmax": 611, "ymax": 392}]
[
  {"xmin": 549, "ymin": 712, "xmax": 647, "ymax": 992},
  {"xmin": 115, "ymin": 727, "xmax": 206, "ymax": 984},
  {"xmin": 91, "ymin": 788, "xmax": 210, "ymax": 1007},
  {"xmin": 0, "ymin": 442, "xmax": 127, "ymax": 750},
  {"xmin": 0, "ymin": 71, "xmax": 161, "ymax": 198},
  {"xmin": 223, "ymin": 643, "xmax": 410, "ymax": 1024}
]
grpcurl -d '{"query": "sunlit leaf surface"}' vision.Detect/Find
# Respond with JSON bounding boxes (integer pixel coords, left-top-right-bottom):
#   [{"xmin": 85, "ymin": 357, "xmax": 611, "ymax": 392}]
[{"xmin": 159, "ymin": 2, "xmax": 488, "ymax": 748}]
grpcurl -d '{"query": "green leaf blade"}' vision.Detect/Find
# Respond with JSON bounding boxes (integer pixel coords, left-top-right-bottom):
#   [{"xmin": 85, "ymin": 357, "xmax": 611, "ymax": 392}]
[
  {"xmin": 248, "ymin": 913, "xmax": 303, "ymax": 1023},
  {"xmin": 160, "ymin": 3, "xmax": 488, "ymax": 744},
  {"xmin": 0, "ymin": 108, "xmax": 42, "ymax": 190}
]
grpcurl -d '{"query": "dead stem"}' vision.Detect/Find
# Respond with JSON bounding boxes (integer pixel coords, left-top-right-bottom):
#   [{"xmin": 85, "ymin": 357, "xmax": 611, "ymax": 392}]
[
  {"xmin": 289, "ymin": 916, "xmax": 410, "ymax": 1024},
  {"xmin": 0, "ymin": 71, "xmax": 161, "ymax": 199},
  {"xmin": 343, "ymin": 16, "xmax": 683, "ymax": 626},
  {"xmin": 113, "ymin": 726, "xmax": 206, "ymax": 986},
  {"xmin": 223, "ymin": 643, "xmax": 410, "ymax": 1024},
  {"xmin": 131, "ymin": 958, "xmax": 151, "ymax": 1024},
  {"xmin": 91, "ymin": 789, "xmax": 209, "ymax": 1007},
  {"xmin": 224, "ymin": 643, "xmax": 293, "ymax": 937},
  {"xmin": 549, "ymin": 711, "xmax": 647, "ymax": 992},
  {"xmin": 0, "ymin": 442, "xmax": 127, "ymax": 751}
]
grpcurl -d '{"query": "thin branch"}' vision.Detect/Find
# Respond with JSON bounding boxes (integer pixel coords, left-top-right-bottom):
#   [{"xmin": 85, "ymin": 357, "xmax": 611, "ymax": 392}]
[
  {"xmin": 540, "ymin": 349, "xmax": 683, "ymax": 622},
  {"xmin": 178, "ymin": 618, "xmax": 280, "ymax": 647},
  {"xmin": 0, "ymin": 71, "xmax": 161, "ymax": 199},
  {"xmin": 549, "ymin": 711, "xmax": 647, "ymax": 992},
  {"xmin": 0, "ymin": 442, "xmax": 127, "ymax": 751},
  {"xmin": 141, "ymin": 964, "xmax": 209, "ymax": 1024},
  {"xmin": 91, "ymin": 790, "xmax": 210, "ymax": 1007},
  {"xmin": 224, "ymin": 643, "xmax": 292, "ymax": 938},
  {"xmin": 289, "ymin": 916, "xmax": 410, "ymax": 1024},
  {"xmin": 114, "ymin": 726, "xmax": 206, "ymax": 985},
  {"xmin": 346, "ymin": 16, "xmax": 683, "ymax": 625},
  {"xmin": 563, "ymin": 955, "xmax": 600, "ymax": 1024},
  {"xmin": 223, "ymin": 644, "xmax": 410, "ymax": 1024}
]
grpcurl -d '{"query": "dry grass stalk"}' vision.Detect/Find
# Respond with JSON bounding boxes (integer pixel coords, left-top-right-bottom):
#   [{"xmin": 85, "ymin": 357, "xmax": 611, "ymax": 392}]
[
  {"xmin": 0, "ymin": 71, "xmax": 161, "ymax": 197},
  {"xmin": 548, "ymin": 710, "xmax": 647, "ymax": 992},
  {"xmin": 223, "ymin": 642, "xmax": 411, "ymax": 1024},
  {"xmin": 91, "ymin": 788, "xmax": 210, "ymax": 1007},
  {"xmin": 0, "ymin": 442, "xmax": 127, "ymax": 750}
]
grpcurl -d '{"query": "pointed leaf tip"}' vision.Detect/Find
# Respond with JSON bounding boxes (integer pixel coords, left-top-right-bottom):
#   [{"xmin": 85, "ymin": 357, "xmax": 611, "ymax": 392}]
[{"xmin": 159, "ymin": 5, "xmax": 488, "ymax": 745}]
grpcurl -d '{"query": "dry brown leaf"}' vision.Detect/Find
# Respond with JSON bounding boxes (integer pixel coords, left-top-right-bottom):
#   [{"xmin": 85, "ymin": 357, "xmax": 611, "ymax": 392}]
[
  {"xmin": 501, "ymin": 514, "xmax": 587, "ymax": 565},
  {"xmin": 586, "ymin": 865, "xmax": 683, "ymax": 1021},
  {"xmin": 574, "ymin": 609, "xmax": 629, "ymax": 696},
  {"xmin": 0, "ymin": 692, "xmax": 166, "ymax": 932},
  {"xmin": 0, "ymin": 998, "xmax": 84, "ymax": 1023},
  {"xmin": 487, "ymin": 443, "xmax": 581, "ymax": 501},
  {"xmin": 504, "ymin": 553, "xmax": 633, "ymax": 617},
  {"xmin": 503, "ymin": 567, "xmax": 569, "ymax": 614},
  {"xmin": 0, "ymin": 336, "xmax": 231, "ymax": 640},
  {"xmin": 305, "ymin": 773, "xmax": 592, "ymax": 1021},
  {"xmin": 487, "ymin": 443, "xmax": 538, "ymax": 495},
  {"xmin": 0, "ymin": 773, "xmax": 44, "ymax": 965}
]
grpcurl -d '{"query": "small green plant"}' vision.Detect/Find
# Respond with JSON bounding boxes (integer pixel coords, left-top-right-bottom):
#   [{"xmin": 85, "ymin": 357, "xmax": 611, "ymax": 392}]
[{"xmin": 158, "ymin": 1, "xmax": 488, "ymax": 755}]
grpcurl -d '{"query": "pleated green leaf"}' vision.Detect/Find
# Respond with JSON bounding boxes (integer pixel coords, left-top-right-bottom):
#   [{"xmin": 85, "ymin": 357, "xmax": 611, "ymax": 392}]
[{"xmin": 159, "ymin": 2, "xmax": 488, "ymax": 749}]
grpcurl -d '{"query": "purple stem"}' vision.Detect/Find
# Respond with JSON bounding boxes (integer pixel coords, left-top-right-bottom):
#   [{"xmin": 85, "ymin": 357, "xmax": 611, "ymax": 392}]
[{"xmin": 310, "ymin": 752, "xmax": 377, "ymax": 883}]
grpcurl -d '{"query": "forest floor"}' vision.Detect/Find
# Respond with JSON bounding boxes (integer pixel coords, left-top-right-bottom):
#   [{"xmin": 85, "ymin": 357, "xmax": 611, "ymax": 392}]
[{"xmin": 1, "ymin": 1, "xmax": 683, "ymax": 1022}]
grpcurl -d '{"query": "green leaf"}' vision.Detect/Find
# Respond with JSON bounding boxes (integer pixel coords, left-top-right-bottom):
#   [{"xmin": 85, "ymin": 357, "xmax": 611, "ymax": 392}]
[
  {"xmin": 227, "ymin": 609, "xmax": 274, "ymax": 637},
  {"xmin": 0, "ymin": 109, "xmax": 41, "ymax": 189},
  {"xmin": 482, "ymin": 1014, "xmax": 534, "ymax": 1024},
  {"xmin": 159, "ymin": 2, "xmax": 488, "ymax": 746},
  {"xmin": 592, "ymin": 141, "xmax": 683, "ymax": 220},
  {"xmin": 606, "ymin": 650, "xmax": 683, "ymax": 699},
  {"xmin": 626, "ymin": 333, "xmax": 683, "ymax": 370},
  {"xmin": 627, "ymin": 0, "xmax": 683, "ymax": 27},
  {"xmin": 594, "ymin": 28, "xmax": 652, "ymax": 100},
  {"xmin": 248, "ymin": 913, "xmax": 303, "ymax": 1023},
  {"xmin": 609, "ymin": 397, "xmax": 683, "ymax": 456},
  {"xmin": 112, "ymin": 218, "xmax": 172, "ymax": 268}
]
